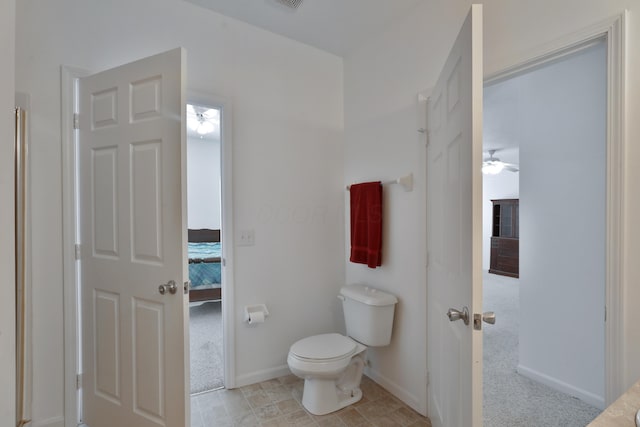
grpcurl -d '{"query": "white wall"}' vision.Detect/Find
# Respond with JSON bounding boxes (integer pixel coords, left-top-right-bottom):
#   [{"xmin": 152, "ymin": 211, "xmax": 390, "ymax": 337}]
[
  {"xmin": 516, "ymin": 42, "xmax": 607, "ymax": 407},
  {"xmin": 15, "ymin": 0, "xmax": 344, "ymax": 424},
  {"xmin": 344, "ymin": 0, "xmax": 640, "ymax": 416},
  {"xmin": 343, "ymin": 0, "xmax": 472, "ymax": 415},
  {"xmin": 0, "ymin": 1, "xmax": 16, "ymax": 425},
  {"xmin": 187, "ymin": 137, "xmax": 221, "ymax": 230}
]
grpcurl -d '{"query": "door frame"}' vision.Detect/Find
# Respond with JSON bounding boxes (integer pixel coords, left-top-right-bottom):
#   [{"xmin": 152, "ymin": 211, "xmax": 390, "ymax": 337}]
[
  {"xmin": 61, "ymin": 67, "xmax": 236, "ymax": 427},
  {"xmin": 185, "ymin": 90, "xmax": 236, "ymax": 391},
  {"xmin": 481, "ymin": 12, "xmax": 626, "ymax": 406}
]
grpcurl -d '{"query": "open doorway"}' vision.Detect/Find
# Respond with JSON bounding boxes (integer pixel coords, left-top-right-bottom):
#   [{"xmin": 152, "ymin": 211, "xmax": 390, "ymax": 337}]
[
  {"xmin": 186, "ymin": 102, "xmax": 224, "ymax": 397},
  {"xmin": 482, "ymin": 39, "xmax": 606, "ymax": 426}
]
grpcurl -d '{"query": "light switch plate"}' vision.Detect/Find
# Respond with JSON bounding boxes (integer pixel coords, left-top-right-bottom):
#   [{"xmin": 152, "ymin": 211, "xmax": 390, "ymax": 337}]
[{"xmin": 238, "ymin": 229, "xmax": 255, "ymax": 246}]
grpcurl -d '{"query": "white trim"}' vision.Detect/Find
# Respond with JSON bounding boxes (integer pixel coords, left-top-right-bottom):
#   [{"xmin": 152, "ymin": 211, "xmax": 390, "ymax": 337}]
[
  {"xmin": 366, "ymin": 367, "xmax": 427, "ymax": 417},
  {"xmin": 603, "ymin": 11, "xmax": 626, "ymax": 405},
  {"xmin": 186, "ymin": 90, "xmax": 236, "ymax": 389},
  {"xmin": 15, "ymin": 92, "xmax": 33, "ymax": 427},
  {"xmin": 234, "ymin": 365, "xmax": 291, "ymax": 388},
  {"xmin": 61, "ymin": 65, "xmax": 89, "ymax": 427},
  {"xmin": 483, "ymin": 12, "xmax": 627, "ymax": 406},
  {"xmin": 417, "ymin": 87, "xmax": 431, "ymax": 418},
  {"xmin": 517, "ymin": 364, "xmax": 605, "ymax": 410},
  {"xmin": 485, "ymin": 13, "xmax": 625, "ymax": 84}
]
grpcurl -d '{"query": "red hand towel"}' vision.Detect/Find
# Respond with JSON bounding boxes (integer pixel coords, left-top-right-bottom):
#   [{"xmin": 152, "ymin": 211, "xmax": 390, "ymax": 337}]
[{"xmin": 349, "ymin": 182, "xmax": 382, "ymax": 268}]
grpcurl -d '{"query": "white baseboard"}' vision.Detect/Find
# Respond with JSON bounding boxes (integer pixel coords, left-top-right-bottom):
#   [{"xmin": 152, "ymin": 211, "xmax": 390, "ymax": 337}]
[
  {"xmin": 517, "ymin": 364, "xmax": 605, "ymax": 410},
  {"xmin": 32, "ymin": 416, "xmax": 64, "ymax": 427},
  {"xmin": 365, "ymin": 367, "xmax": 427, "ymax": 416},
  {"xmin": 233, "ymin": 364, "xmax": 291, "ymax": 388}
]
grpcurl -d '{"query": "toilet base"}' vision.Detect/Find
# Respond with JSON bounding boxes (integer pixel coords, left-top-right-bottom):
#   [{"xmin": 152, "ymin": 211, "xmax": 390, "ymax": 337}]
[
  {"xmin": 301, "ymin": 378, "xmax": 363, "ymax": 415},
  {"xmin": 299, "ymin": 353, "xmax": 366, "ymax": 415}
]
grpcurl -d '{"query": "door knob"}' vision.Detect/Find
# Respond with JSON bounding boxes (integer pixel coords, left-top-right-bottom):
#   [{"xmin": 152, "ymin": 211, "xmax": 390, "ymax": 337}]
[
  {"xmin": 473, "ymin": 311, "xmax": 496, "ymax": 330},
  {"xmin": 447, "ymin": 306, "xmax": 469, "ymax": 325},
  {"xmin": 159, "ymin": 280, "xmax": 177, "ymax": 295},
  {"xmin": 482, "ymin": 311, "xmax": 496, "ymax": 325}
]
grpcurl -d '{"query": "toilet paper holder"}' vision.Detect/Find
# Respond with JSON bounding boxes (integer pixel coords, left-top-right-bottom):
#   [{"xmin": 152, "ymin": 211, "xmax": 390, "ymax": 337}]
[{"xmin": 244, "ymin": 304, "xmax": 269, "ymax": 324}]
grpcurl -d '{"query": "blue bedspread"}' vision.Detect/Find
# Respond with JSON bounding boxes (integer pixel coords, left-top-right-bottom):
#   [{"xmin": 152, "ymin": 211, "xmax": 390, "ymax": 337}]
[{"xmin": 188, "ymin": 242, "xmax": 221, "ymax": 288}]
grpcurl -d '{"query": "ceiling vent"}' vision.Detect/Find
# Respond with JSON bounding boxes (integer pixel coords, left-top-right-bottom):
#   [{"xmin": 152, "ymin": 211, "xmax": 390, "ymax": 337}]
[{"xmin": 275, "ymin": 0, "xmax": 303, "ymax": 9}]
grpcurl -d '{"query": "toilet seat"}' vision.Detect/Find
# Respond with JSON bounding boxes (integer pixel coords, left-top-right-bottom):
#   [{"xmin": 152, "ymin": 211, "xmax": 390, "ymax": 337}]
[
  {"xmin": 289, "ymin": 333, "xmax": 357, "ymax": 362},
  {"xmin": 287, "ymin": 333, "xmax": 367, "ymax": 416}
]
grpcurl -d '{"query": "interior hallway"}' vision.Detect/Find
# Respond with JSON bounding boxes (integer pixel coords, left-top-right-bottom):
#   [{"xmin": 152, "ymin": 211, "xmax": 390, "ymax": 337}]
[{"xmin": 483, "ymin": 272, "xmax": 602, "ymax": 426}]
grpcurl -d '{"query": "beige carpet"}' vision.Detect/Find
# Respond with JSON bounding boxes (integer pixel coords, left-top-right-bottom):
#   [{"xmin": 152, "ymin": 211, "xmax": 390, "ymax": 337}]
[
  {"xmin": 483, "ymin": 272, "xmax": 602, "ymax": 426},
  {"xmin": 190, "ymin": 301, "xmax": 224, "ymax": 394}
]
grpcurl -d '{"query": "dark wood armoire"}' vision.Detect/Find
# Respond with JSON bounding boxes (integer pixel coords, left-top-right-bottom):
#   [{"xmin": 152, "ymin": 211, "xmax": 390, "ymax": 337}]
[{"xmin": 489, "ymin": 199, "xmax": 519, "ymax": 278}]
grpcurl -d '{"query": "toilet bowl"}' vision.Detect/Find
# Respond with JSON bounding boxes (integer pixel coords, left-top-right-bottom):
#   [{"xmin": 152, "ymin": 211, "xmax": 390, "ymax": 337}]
[
  {"xmin": 287, "ymin": 285, "xmax": 398, "ymax": 416},
  {"xmin": 287, "ymin": 333, "xmax": 367, "ymax": 415}
]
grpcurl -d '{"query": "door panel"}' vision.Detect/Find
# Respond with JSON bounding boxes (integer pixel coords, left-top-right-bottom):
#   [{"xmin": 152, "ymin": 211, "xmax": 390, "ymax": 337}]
[
  {"xmin": 80, "ymin": 48, "xmax": 188, "ymax": 427},
  {"xmin": 92, "ymin": 146, "xmax": 119, "ymax": 258},
  {"xmin": 427, "ymin": 5, "xmax": 483, "ymax": 427},
  {"xmin": 131, "ymin": 140, "xmax": 163, "ymax": 263},
  {"xmin": 94, "ymin": 290, "xmax": 120, "ymax": 403},
  {"xmin": 132, "ymin": 298, "xmax": 165, "ymax": 422}
]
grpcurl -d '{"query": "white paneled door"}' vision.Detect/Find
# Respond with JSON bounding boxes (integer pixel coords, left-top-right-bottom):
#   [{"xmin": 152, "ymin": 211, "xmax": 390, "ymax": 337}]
[
  {"xmin": 427, "ymin": 5, "xmax": 483, "ymax": 427},
  {"xmin": 79, "ymin": 48, "xmax": 189, "ymax": 427}
]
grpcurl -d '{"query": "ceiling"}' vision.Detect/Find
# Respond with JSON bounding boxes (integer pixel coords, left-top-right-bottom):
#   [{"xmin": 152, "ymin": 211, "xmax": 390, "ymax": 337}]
[
  {"xmin": 484, "ymin": 79, "xmax": 520, "ymax": 165},
  {"xmin": 180, "ymin": 0, "xmax": 519, "ymax": 161},
  {"xmin": 181, "ymin": 0, "xmax": 424, "ymax": 57}
]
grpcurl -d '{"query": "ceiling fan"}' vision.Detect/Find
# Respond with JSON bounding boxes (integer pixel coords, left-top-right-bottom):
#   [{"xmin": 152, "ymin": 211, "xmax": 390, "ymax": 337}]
[
  {"xmin": 482, "ymin": 149, "xmax": 519, "ymax": 175},
  {"xmin": 187, "ymin": 104, "xmax": 219, "ymax": 137}
]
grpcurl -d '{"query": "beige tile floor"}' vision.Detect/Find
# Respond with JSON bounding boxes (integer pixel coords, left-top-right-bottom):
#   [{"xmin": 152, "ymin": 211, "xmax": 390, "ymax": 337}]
[{"xmin": 191, "ymin": 374, "xmax": 431, "ymax": 427}]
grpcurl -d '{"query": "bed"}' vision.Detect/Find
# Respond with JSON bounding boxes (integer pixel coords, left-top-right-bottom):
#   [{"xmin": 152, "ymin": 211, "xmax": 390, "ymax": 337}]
[{"xmin": 188, "ymin": 228, "xmax": 222, "ymax": 302}]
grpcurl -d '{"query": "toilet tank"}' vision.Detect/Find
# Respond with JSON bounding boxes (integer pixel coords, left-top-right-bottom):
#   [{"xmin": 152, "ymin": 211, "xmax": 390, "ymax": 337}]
[{"xmin": 339, "ymin": 284, "xmax": 398, "ymax": 347}]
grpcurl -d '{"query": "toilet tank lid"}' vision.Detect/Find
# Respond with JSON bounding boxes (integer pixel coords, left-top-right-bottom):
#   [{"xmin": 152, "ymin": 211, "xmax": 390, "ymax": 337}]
[{"xmin": 340, "ymin": 284, "xmax": 398, "ymax": 306}]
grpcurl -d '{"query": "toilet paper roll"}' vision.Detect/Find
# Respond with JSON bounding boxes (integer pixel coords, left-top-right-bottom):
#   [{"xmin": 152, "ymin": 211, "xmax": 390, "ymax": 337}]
[{"xmin": 248, "ymin": 311, "xmax": 265, "ymax": 324}]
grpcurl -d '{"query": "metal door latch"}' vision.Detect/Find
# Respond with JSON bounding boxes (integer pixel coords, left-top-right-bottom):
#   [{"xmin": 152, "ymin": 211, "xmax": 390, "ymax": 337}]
[
  {"xmin": 159, "ymin": 280, "xmax": 177, "ymax": 295},
  {"xmin": 474, "ymin": 312, "xmax": 496, "ymax": 330}
]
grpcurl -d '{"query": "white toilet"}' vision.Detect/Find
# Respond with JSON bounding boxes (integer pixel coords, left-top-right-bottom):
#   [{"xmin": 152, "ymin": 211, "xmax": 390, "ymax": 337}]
[{"xmin": 287, "ymin": 284, "xmax": 397, "ymax": 415}]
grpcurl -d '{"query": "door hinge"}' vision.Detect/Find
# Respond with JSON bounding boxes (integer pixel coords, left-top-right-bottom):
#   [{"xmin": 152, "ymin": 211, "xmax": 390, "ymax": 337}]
[
  {"xmin": 426, "ymin": 371, "xmax": 430, "ymax": 386},
  {"xmin": 604, "ymin": 305, "xmax": 607, "ymax": 322},
  {"xmin": 426, "ymin": 251, "xmax": 429, "ymax": 268},
  {"xmin": 222, "ymin": 258, "xmax": 226, "ymax": 267},
  {"xmin": 73, "ymin": 113, "xmax": 80, "ymax": 130},
  {"xmin": 425, "ymin": 99, "xmax": 431, "ymax": 147},
  {"xmin": 76, "ymin": 373, "xmax": 83, "ymax": 390},
  {"xmin": 75, "ymin": 243, "xmax": 81, "ymax": 260}
]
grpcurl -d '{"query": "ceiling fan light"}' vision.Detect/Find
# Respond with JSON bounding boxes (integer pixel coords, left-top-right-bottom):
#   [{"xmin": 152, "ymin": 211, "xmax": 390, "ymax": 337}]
[
  {"xmin": 482, "ymin": 162, "xmax": 505, "ymax": 175},
  {"xmin": 197, "ymin": 121, "xmax": 215, "ymax": 135},
  {"xmin": 187, "ymin": 104, "xmax": 219, "ymax": 136},
  {"xmin": 203, "ymin": 109, "xmax": 220, "ymax": 122},
  {"xmin": 187, "ymin": 116, "xmax": 200, "ymax": 131}
]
